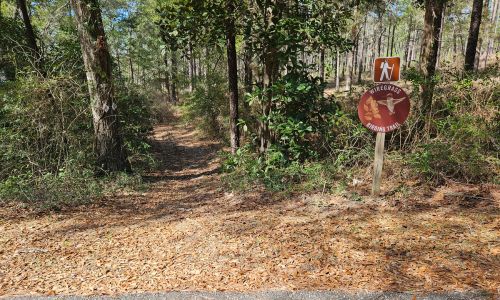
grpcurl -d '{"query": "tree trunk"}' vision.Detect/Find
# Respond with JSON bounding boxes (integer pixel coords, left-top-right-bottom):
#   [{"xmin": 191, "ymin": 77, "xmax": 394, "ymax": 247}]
[
  {"xmin": 390, "ymin": 23, "xmax": 396, "ymax": 56},
  {"xmin": 319, "ymin": 48, "xmax": 325, "ymax": 81},
  {"xmin": 17, "ymin": 0, "xmax": 42, "ymax": 69},
  {"xmin": 243, "ymin": 9, "xmax": 253, "ymax": 95},
  {"xmin": 115, "ymin": 49, "xmax": 122, "ymax": 75},
  {"xmin": 452, "ymin": 22, "xmax": 458, "ymax": 61},
  {"xmin": 226, "ymin": 0, "xmax": 240, "ymax": 153},
  {"xmin": 70, "ymin": 0, "xmax": 130, "ymax": 173},
  {"xmin": 341, "ymin": 52, "xmax": 346, "ymax": 79},
  {"xmin": 170, "ymin": 50, "xmax": 178, "ymax": 103},
  {"xmin": 377, "ymin": 14, "xmax": 384, "ymax": 57},
  {"xmin": 465, "ymin": 0, "xmax": 484, "ymax": 71},
  {"xmin": 386, "ymin": 18, "xmax": 392, "ymax": 56},
  {"xmin": 128, "ymin": 50, "xmax": 134, "ymax": 83},
  {"xmin": 419, "ymin": 0, "xmax": 446, "ymax": 120},
  {"xmin": 335, "ymin": 48, "xmax": 340, "ymax": 91},
  {"xmin": 410, "ymin": 31, "xmax": 418, "ymax": 65},
  {"xmin": 345, "ymin": 51, "xmax": 352, "ymax": 92},
  {"xmin": 404, "ymin": 16, "xmax": 413, "ymax": 70},
  {"xmin": 484, "ymin": 0, "xmax": 499, "ymax": 68},
  {"xmin": 357, "ymin": 14, "xmax": 367, "ymax": 83},
  {"xmin": 189, "ymin": 41, "xmax": 195, "ymax": 92},
  {"xmin": 436, "ymin": 5, "xmax": 446, "ymax": 68},
  {"xmin": 259, "ymin": 2, "xmax": 280, "ymax": 153},
  {"xmin": 244, "ymin": 47, "xmax": 253, "ymax": 94},
  {"xmin": 163, "ymin": 53, "xmax": 171, "ymax": 102}
]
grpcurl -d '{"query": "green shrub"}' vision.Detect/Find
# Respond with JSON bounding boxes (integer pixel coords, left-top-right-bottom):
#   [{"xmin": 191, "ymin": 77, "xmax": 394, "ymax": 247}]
[
  {"xmin": 408, "ymin": 72, "xmax": 499, "ymax": 183},
  {"xmin": 0, "ymin": 57, "xmax": 154, "ymax": 210},
  {"xmin": 0, "ymin": 170, "xmax": 102, "ymax": 210},
  {"xmin": 182, "ymin": 71, "xmax": 229, "ymax": 139},
  {"xmin": 409, "ymin": 113, "xmax": 498, "ymax": 183}
]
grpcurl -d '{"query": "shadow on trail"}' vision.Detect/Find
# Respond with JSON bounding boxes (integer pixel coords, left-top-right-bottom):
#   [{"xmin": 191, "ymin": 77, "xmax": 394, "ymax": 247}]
[
  {"xmin": 142, "ymin": 167, "xmax": 220, "ymax": 183},
  {"xmin": 148, "ymin": 124, "xmax": 223, "ymax": 174}
]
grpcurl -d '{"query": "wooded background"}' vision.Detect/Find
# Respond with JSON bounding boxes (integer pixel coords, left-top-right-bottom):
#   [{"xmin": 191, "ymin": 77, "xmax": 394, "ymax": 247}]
[{"xmin": 0, "ymin": 0, "xmax": 498, "ymax": 207}]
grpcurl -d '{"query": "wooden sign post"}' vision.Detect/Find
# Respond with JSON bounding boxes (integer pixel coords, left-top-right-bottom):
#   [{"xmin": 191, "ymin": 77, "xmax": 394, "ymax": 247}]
[
  {"xmin": 358, "ymin": 58, "xmax": 410, "ymax": 196},
  {"xmin": 372, "ymin": 132, "xmax": 385, "ymax": 196}
]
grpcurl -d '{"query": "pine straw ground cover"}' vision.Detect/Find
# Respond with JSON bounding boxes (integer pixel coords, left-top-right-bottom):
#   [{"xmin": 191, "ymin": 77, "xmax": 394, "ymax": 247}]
[{"xmin": 0, "ymin": 123, "xmax": 499, "ymax": 297}]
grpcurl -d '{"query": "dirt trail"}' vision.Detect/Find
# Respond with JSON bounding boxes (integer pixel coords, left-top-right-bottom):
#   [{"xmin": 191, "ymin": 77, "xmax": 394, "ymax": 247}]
[{"xmin": 0, "ymin": 120, "xmax": 499, "ymax": 296}]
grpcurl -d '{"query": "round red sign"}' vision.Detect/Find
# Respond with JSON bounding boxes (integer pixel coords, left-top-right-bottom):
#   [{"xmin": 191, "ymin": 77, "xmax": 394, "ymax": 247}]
[{"xmin": 357, "ymin": 83, "xmax": 410, "ymax": 133}]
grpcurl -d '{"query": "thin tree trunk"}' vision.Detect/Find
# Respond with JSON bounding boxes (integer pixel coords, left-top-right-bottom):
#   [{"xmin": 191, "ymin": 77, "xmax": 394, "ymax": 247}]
[
  {"xmin": 410, "ymin": 31, "xmax": 418, "ymax": 65},
  {"xmin": 70, "ymin": 0, "xmax": 130, "ymax": 173},
  {"xmin": 345, "ymin": 51, "xmax": 352, "ymax": 91},
  {"xmin": 17, "ymin": 0, "xmax": 42, "ymax": 69},
  {"xmin": 484, "ymin": 0, "xmax": 499, "ymax": 67},
  {"xmin": 465, "ymin": 0, "xmax": 484, "ymax": 71},
  {"xmin": 390, "ymin": 23, "xmax": 396, "ymax": 56},
  {"xmin": 163, "ymin": 53, "xmax": 171, "ymax": 102},
  {"xmin": 404, "ymin": 16, "xmax": 413, "ymax": 70},
  {"xmin": 335, "ymin": 49, "xmax": 340, "ymax": 91},
  {"xmin": 386, "ymin": 18, "xmax": 392, "ymax": 56},
  {"xmin": 419, "ymin": 0, "xmax": 446, "ymax": 120},
  {"xmin": 170, "ymin": 50, "xmax": 178, "ymax": 103},
  {"xmin": 377, "ymin": 14, "xmax": 384, "ymax": 57},
  {"xmin": 189, "ymin": 41, "xmax": 195, "ymax": 92},
  {"xmin": 436, "ymin": 5, "xmax": 445, "ymax": 68},
  {"xmin": 357, "ymin": 14, "xmax": 367, "ymax": 83},
  {"xmin": 259, "ymin": 1, "xmax": 280, "ymax": 153},
  {"xmin": 341, "ymin": 52, "xmax": 347, "ymax": 79},
  {"xmin": 226, "ymin": 0, "xmax": 240, "ymax": 153},
  {"xmin": 244, "ymin": 47, "xmax": 253, "ymax": 94},
  {"xmin": 128, "ymin": 49, "xmax": 134, "ymax": 83},
  {"xmin": 452, "ymin": 22, "xmax": 458, "ymax": 61},
  {"xmin": 319, "ymin": 48, "xmax": 325, "ymax": 81},
  {"xmin": 243, "ymin": 9, "xmax": 253, "ymax": 95},
  {"xmin": 115, "ymin": 49, "xmax": 121, "ymax": 75}
]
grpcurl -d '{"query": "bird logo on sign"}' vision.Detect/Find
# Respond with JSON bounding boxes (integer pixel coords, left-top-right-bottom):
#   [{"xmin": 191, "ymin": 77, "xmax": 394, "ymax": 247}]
[{"xmin": 376, "ymin": 93, "xmax": 406, "ymax": 115}]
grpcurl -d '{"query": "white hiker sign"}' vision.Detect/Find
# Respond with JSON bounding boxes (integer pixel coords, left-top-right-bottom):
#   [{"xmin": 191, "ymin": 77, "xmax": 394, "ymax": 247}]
[{"xmin": 373, "ymin": 57, "xmax": 400, "ymax": 82}]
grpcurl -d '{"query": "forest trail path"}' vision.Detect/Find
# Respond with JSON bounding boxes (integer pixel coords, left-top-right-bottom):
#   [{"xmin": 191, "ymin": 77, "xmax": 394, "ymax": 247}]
[{"xmin": 0, "ymin": 117, "xmax": 499, "ymax": 296}]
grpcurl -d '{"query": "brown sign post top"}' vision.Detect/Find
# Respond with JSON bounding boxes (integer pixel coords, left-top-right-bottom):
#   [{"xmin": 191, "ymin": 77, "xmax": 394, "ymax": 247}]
[{"xmin": 373, "ymin": 57, "xmax": 400, "ymax": 82}]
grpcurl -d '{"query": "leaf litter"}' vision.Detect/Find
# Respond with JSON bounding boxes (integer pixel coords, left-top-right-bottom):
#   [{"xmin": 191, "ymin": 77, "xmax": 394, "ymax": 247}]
[{"xmin": 0, "ymin": 121, "xmax": 498, "ymax": 296}]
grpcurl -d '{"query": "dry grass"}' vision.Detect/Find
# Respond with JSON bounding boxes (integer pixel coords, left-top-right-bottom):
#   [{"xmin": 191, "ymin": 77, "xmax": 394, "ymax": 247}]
[{"xmin": 0, "ymin": 120, "xmax": 498, "ymax": 296}]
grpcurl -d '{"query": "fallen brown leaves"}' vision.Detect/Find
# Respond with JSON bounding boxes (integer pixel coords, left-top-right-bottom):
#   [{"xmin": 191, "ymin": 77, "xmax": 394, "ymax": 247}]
[{"xmin": 0, "ymin": 122, "xmax": 499, "ymax": 296}]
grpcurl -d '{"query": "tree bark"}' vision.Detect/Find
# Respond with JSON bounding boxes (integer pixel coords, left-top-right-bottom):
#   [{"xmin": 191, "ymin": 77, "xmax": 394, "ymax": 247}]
[
  {"xmin": 319, "ymin": 48, "xmax": 325, "ymax": 81},
  {"xmin": 345, "ymin": 51, "xmax": 352, "ymax": 92},
  {"xmin": 163, "ymin": 53, "xmax": 171, "ymax": 102},
  {"xmin": 335, "ymin": 48, "xmax": 340, "ymax": 91},
  {"xmin": 244, "ymin": 47, "xmax": 253, "ymax": 94},
  {"xmin": 243, "ymin": 10, "xmax": 253, "ymax": 95},
  {"xmin": 189, "ymin": 41, "xmax": 195, "ymax": 92},
  {"xmin": 484, "ymin": 0, "xmax": 499, "ymax": 68},
  {"xmin": 357, "ymin": 14, "xmax": 367, "ymax": 83},
  {"xmin": 404, "ymin": 16, "xmax": 413, "ymax": 70},
  {"xmin": 390, "ymin": 23, "xmax": 396, "ymax": 56},
  {"xmin": 377, "ymin": 14, "xmax": 384, "ymax": 57},
  {"xmin": 70, "ymin": 0, "xmax": 130, "ymax": 173},
  {"xmin": 386, "ymin": 18, "xmax": 392, "ymax": 56},
  {"xmin": 419, "ymin": 0, "xmax": 446, "ymax": 119},
  {"xmin": 258, "ymin": 1, "xmax": 280, "ymax": 153},
  {"xmin": 170, "ymin": 50, "xmax": 178, "ymax": 103},
  {"xmin": 436, "ymin": 5, "xmax": 445, "ymax": 68},
  {"xmin": 226, "ymin": 0, "xmax": 240, "ymax": 153},
  {"xmin": 17, "ymin": 0, "xmax": 42, "ymax": 68},
  {"xmin": 465, "ymin": 0, "xmax": 484, "ymax": 71}
]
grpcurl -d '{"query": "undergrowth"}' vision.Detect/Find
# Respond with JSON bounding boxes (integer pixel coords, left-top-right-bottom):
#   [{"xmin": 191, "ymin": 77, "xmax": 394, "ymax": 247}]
[{"xmin": 222, "ymin": 66, "xmax": 499, "ymax": 193}]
